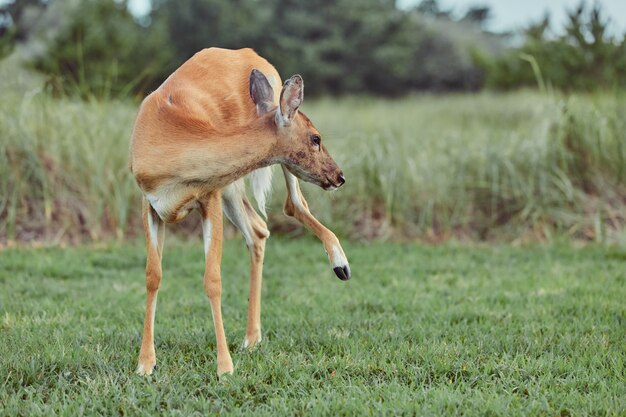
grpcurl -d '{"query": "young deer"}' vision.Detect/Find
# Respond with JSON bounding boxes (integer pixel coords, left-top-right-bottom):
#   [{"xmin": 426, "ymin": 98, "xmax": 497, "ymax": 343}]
[{"xmin": 129, "ymin": 47, "xmax": 350, "ymax": 376}]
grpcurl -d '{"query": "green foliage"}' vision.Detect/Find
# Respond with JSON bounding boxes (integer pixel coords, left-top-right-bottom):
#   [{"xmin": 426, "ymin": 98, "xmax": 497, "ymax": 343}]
[
  {"xmin": 19, "ymin": 0, "xmax": 490, "ymax": 97},
  {"xmin": 2, "ymin": 73, "xmax": 625, "ymax": 243},
  {"xmin": 10, "ymin": 0, "xmax": 626, "ymax": 95},
  {"xmin": 31, "ymin": 0, "xmax": 173, "ymax": 98},
  {"xmin": 155, "ymin": 0, "xmax": 486, "ymax": 96},
  {"xmin": 308, "ymin": 92, "xmax": 626, "ymax": 242},
  {"xmin": 0, "ymin": 0, "xmax": 46, "ymax": 59},
  {"xmin": 0, "ymin": 0, "xmax": 39, "ymax": 59},
  {"xmin": 0, "ymin": 62, "xmax": 138, "ymax": 242},
  {"xmin": 478, "ymin": 3, "xmax": 626, "ymax": 91},
  {"xmin": 1, "ymin": 241, "xmax": 625, "ymax": 414},
  {"xmin": 0, "ymin": 25, "xmax": 14, "ymax": 59}
]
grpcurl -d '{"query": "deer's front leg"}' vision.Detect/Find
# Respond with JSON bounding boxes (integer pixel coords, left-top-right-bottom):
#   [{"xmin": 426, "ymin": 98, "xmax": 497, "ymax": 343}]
[
  {"xmin": 200, "ymin": 191, "xmax": 234, "ymax": 376},
  {"xmin": 282, "ymin": 166, "xmax": 351, "ymax": 280},
  {"xmin": 137, "ymin": 198, "xmax": 165, "ymax": 376}
]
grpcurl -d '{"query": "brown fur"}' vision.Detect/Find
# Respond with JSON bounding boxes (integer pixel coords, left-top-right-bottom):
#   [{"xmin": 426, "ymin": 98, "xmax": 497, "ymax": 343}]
[{"xmin": 132, "ymin": 48, "xmax": 349, "ymax": 377}]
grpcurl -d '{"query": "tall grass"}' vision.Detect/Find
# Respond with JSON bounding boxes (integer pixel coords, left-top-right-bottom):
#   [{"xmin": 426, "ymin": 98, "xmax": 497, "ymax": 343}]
[
  {"xmin": 1, "ymin": 77, "xmax": 625, "ymax": 243},
  {"xmin": 302, "ymin": 92, "xmax": 626, "ymax": 242},
  {"xmin": 0, "ymin": 94, "xmax": 137, "ymax": 242}
]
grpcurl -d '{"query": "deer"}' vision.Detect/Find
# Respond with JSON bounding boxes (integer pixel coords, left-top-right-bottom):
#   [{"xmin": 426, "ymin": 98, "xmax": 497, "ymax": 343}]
[{"xmin": 129, "ymin": 47, "xmax": 351, "ymax": 376}]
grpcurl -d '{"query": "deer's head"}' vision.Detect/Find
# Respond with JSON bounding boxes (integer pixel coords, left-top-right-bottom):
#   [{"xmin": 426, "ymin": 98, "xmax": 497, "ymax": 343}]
[{"xmin": 250, "ymin": 69, "xmax": 345, "ymax": 190}]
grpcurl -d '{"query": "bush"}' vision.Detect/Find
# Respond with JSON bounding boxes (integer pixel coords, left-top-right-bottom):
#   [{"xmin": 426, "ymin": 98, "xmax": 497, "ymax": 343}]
[
  {"xmin": 154, "ymin": 0, "xmax": 488, "ymax": 96},
  {"xmin": 20, "ymin": 0, "xmax": 491, "ymax": 97},
  {"xmin": 477, "ymin": 3, "xmax": 626, "ymax": 91},
  {"xmin": 31, "ymin": 0, "xmax": 173, "ymax": 98}
]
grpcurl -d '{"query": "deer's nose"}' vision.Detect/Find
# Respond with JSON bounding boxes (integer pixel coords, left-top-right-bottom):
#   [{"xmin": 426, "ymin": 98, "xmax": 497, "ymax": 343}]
[{"xmin": 337, "ymin": 172, "xmax": 346, "ymax": 186}]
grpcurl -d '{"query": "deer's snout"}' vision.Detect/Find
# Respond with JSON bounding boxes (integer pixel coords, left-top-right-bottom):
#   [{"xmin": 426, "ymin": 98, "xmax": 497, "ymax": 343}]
[
  {"xmin": 323, "ymin": 170, "xmax": 345, "ymax": 190},
  {"xmin": 337, "ymin": 172, "xmax": 346, "ymax": 186}
]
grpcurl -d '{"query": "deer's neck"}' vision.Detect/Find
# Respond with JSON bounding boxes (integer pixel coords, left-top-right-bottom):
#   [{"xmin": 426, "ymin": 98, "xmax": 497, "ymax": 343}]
[
  {"xmin": 215, "ymin": 113, "xmax": 280, "ymax": 172},
  {"xmin": 172, "ymin": 113, "xmax": 281, "ymax": 188},
  {"xmin": 135, "ymin": 113, "xmax": 286, "ymax": 223}
]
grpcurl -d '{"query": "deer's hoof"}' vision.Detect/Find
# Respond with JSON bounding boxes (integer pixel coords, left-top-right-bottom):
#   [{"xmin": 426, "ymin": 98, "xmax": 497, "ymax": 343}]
[
  {"xmin": 333, "ymin": 265, "xmax": 351, "ymax": 281},
  {"xmin": 136, "ymin": 360, "xmax": 156, "ymax": 376}
]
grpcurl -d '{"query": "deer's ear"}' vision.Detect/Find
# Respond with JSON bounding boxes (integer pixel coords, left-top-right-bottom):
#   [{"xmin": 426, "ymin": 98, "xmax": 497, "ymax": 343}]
[
  {"xmin": 277, "ymin": 74, "xmax": 303, "ymax": 127},
  {"xmin": 250, "ymin": 69, "xmax": 274, "ymax": 115}
]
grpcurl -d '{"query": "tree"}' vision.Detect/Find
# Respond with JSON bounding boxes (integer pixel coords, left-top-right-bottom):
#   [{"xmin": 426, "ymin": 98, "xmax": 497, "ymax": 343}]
[
  {"xmin": 415, "ymin": 0, "xmax": 451, "ymax": 19},
  {"xmin": 31, "ymin": 0, "xmax": 174, "ymax": 98},
  {"xmin": 0, "ymin": 0, "xmax": 47, "ymax": 58},
  {"xmin": 477, "ymin": 2, "xmax": 626, "ymax": 90},
  {"xmin": 27, "ymin": 0, "xmax": 497, "ymax": 97},
  {"xmin": 0, "ymin": 0, "xmax": 47, "ymax": 40},
  {"xmin": 462, "ymin": 6, "xmax": 491, "ymax": 28},
  {"xmin": 153, "ymin": 0, "xmax": 487, "ymax": 95}
]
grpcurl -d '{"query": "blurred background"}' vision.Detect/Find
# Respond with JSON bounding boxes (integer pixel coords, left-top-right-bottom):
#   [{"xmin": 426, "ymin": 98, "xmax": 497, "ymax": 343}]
[{"xmin": 1, "ymin": 0, "xmax": 625, "ymax": 245}]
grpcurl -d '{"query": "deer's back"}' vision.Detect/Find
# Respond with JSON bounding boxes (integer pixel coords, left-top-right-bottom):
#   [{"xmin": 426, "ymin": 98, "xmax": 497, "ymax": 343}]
[
  {"xmin": 130, "ymin": 48, "xmax": 281, "ymax": 191},
  {"xmin": 134, "ymin": 48, "xmax": 281, "ymax": 139}
]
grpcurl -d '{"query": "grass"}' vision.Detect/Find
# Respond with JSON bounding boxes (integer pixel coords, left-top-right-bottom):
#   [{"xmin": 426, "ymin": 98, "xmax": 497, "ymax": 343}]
[
  {"xmin": 316, "ymin": 92, "xmax": 626, "ymax": 241},
  {"xmin": 1, "ymin": 59, "xmax": 626, "ymax": 243},
  {"xmin": 1, "ymin": 238, "xmax": 625, "ymax": 415}
]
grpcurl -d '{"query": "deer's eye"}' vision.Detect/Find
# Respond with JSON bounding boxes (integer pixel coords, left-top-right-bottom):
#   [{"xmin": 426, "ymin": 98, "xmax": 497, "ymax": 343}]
[{"xmin": 310, "ymin": 134, "xmax": 321, "ymax": 148}]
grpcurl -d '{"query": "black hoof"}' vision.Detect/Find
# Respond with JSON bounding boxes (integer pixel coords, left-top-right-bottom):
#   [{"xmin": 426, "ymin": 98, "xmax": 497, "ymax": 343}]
[{"xmin": 333, "ymin": 266, "xmax": 351, "ymax": 281}]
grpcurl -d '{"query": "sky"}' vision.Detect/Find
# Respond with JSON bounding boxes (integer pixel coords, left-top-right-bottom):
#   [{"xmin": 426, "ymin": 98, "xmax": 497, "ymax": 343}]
[
  {"xmin": 129, "ymin": 0, "xmax": 626, "ymax": 35},
  {"xmin": 399, "ymin": 0, "xmax": 626, "ymax": 34}
]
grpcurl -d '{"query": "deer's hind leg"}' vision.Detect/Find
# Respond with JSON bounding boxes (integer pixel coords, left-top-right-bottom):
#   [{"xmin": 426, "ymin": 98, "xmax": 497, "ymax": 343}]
[
  {"xmin": 137, "ymin": 198, "xmax": 165, "ymax": 375},
  {"xmin": 223, "ymin": 182, "xmax": 269, "ymax": 350},
  {"xmin": 200, "ymin": 191, "xmax": 234, "ymax": 376}
]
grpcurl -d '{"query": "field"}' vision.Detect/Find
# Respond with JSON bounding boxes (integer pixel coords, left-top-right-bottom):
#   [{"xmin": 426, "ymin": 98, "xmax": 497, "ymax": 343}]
[
  {"xmin": 2, "ymin": 59, "xmax": 626, "ymax": 243},
  {"xmin": 1, "ymin": 239, "xmax": 625, "ymax": 415},
  {"xmin": 1, "ymin": 57, "xmax": 626, "ymax": 416}
]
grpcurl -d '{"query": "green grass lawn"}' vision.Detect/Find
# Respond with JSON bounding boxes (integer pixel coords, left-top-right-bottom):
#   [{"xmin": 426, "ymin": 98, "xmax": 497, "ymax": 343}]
[{"xmin": 1, "ymin": 238, "xmax": 625, "ymax": 416}]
